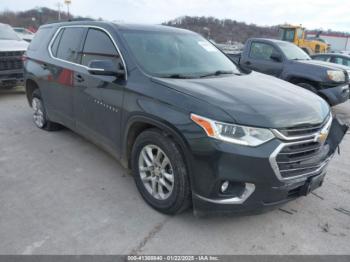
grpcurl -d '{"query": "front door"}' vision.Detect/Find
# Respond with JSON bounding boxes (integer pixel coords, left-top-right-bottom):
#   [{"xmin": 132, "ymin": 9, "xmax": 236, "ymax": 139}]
[
  {"xmin": 74, "ymin": 28, "xmax": 125, "ymax": 157},
  {"xmin": 242, "ymin": 41, "xmax": 283, "ymax": 77}
]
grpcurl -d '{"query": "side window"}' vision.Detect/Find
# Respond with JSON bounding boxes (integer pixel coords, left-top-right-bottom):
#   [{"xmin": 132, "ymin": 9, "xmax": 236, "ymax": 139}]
[
  {"xmin": 81, "ymin": 28, "xmax": 120, "ymax": 67},
  {"xmin": 50, "ymin": 29, "xmax": 63, "ymax": 57},
  {"xmin": 249, "ymin": 42, "xmax": 277, "ymax": 60},
  {"xmin": 297, "ymin": 28, "xmax": 303, "ymax": 39},
  {"xmin": 345, "ymin": 58, "xmax": 350, "ymax": 67},
  {"xmin": 56, "ymin": 27, "xmax": 85, "ymax": 63},
  {"xmin": 334, "ymin": 56, "xmax": 350, "ymax": 66},
  {"xmin": 314, "ymin": 55, "xmax": 329, "ymax": 62}
]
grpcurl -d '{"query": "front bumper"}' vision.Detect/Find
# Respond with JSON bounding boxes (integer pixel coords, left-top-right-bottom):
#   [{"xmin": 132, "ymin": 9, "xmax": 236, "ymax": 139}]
[
  {"xmin": 0, "ymin": 69, "xmax": 24, "ymax": 87},
  {"xmin": 318, "ymin": 84, "xmax": 349, "ymax": 106},
  {"xmin": 187, "ymin": 118, "xmax": 348, "ymax": 215}
]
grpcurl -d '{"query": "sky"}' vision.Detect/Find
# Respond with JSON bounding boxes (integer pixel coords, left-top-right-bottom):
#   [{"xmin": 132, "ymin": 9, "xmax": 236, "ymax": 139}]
[{"xmin": 1, "ymin": 0, "xmax": 350, "ymax": 32}]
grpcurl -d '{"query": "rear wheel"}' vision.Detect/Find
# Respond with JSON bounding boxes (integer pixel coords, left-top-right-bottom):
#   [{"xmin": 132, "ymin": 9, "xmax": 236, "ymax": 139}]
[
  {"xmin": 131, "ymin": 128, "xmax": 191, "ymax": 215},
  {"xmin": 32, "ymin": 90, "xmax": 62, "ymax": 131}
]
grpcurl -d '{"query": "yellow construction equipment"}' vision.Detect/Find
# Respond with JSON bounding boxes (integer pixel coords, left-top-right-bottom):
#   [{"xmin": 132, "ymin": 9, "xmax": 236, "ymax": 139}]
[{"xmin": 279, "ymin": 25, "xmax": 329, "ymax": 55}]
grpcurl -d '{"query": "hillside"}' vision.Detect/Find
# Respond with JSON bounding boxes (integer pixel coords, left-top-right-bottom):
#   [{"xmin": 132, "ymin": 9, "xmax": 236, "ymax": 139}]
[
  {"xmin": 163, "ymin": 16, "xmax": 280, "ymax": 44},
  {"xmin": 0, "ymin": 7, "xmax": 93, "ymax": 30}
]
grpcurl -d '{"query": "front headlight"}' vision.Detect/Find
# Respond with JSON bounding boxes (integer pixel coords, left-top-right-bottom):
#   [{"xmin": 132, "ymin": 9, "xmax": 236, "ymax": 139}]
[
  {"xmin": 191, "ymin": 114, "xmax": 275, "ymax": 146},
  {"xmin": 327, "ymin": 70, "xmax": 345, "ymax": 82}
]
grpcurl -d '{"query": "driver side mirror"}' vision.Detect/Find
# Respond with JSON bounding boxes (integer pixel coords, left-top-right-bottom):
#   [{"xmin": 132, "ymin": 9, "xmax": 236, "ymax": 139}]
[
  {"xmin": 270, "ymin": 52, "xmax": 282, "ymax": 62},
  {"xmin": 87, "ymin": 60, "xmax": 125, "ymax": 78}
]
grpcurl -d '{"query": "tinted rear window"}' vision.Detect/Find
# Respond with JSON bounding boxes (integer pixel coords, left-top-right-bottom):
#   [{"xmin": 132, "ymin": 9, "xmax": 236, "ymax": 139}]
[{"xmin": 56, "ymin": 27, "xmax": 85, "ymax": 63}]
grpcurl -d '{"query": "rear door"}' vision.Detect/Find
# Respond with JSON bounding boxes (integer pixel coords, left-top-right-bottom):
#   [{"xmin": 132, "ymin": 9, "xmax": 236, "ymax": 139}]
[
  {"xmin": 45, "ymin": 27, "xmax": 86, "ymax": 127},
  {"xmin": 331, "ymin": 56, "xmax": 350, "ymax": 67},
  {"xmin": 313, "ymin": 55, "xmax": 331, "ymax": 62},
  {"xmin": 74, "ymin": 27, "xmax": 125, "ymax": 156},
  {"xmin": 241, "ymin": 41, "xmax": 284, "ymax": 77}
]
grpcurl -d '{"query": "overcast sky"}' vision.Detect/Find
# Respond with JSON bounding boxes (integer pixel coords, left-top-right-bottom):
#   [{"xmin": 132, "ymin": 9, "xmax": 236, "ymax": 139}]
[{"xmin": 1, "ymin": 0, "xmax": 349, "ymax": 32}]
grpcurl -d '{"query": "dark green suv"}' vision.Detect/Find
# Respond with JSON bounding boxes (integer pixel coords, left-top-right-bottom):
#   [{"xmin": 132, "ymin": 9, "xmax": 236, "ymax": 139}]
[{"xmin": 24, "ymin": 21, "xmax": 348, "ymax": 215}]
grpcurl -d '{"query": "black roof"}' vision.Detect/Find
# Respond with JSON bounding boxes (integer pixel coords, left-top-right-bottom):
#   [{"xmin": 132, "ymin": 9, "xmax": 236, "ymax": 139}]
[
  {"xmin": 248, "ymin": 38, "xmax": 287, "ymax": 44},
  {"xmin": 40, "ymin": 20, "xmax": 194, "ymax": 34}
]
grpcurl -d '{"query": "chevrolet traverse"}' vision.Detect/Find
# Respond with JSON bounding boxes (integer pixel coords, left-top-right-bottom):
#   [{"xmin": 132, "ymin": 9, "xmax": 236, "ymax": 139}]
[{"xmin": 24, "ymin": 22, "xmax": 348, "ymax": 215}]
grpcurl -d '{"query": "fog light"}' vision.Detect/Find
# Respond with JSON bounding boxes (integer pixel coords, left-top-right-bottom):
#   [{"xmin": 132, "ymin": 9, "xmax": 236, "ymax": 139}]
[{"xmin": 221, "ymin": 181, "xmax": 229, "ymax": 193}]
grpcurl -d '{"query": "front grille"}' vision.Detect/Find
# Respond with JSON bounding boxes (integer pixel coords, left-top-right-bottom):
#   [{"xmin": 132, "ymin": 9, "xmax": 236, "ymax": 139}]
[
  {"xmin": 0, "ymin": 51, "xmax": 24, "ymax": 71},
  {"xmin": 277, "ymin": 114, "xmax": 330, "ymax": 138},
  {"xmin": 276, "ymin": 140, "xmax": 330, "ymax": 178},
  {"xmin": 271, "ymin": 114, "xmax": 333, "ymax": 180}
]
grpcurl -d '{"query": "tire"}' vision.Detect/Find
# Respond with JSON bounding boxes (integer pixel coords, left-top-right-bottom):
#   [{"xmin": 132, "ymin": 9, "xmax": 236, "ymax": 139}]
[
  {"xmin": 131, "ymin": 128, "xmax": 191, "ymax": 215},
  {"xmin": 32, "ymin": 89, "xmax": 62, "ymax": 131},
  {"xmin": 296, "ymin": 82, "xmax": 317, "ymax": 94}
]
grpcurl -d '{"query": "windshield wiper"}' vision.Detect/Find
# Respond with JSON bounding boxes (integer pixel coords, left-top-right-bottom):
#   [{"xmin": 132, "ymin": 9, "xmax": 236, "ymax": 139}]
[
  {"xmin": 292, "ymin": 58, "xmax": 310, "ymax": 61},
  {"xmin": 161, "ymin": 74, "xmax": 195, "ymax": 79},
  {"xmin": 199, "ymin": 70, "xmax": 236, "ymax": 78}
]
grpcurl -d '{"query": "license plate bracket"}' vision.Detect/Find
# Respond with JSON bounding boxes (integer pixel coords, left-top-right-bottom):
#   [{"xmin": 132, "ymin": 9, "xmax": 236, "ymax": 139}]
[{"xmin": 300, "ymin": 173, "xmax": 325, "ymax": 196}]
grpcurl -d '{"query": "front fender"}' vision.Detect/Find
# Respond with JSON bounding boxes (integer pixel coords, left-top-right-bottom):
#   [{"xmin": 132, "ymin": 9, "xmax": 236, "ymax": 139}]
[
  {"xmin": 122, "ymin": 110, "xmax": 196, "ymax": 201},
  {"xmin": 282, "ymin": 62, "xmax": 326, "ymax": 84},
  {"xmin": 318, "ymin": 84, "xmax": 350, "ymax": 106}
]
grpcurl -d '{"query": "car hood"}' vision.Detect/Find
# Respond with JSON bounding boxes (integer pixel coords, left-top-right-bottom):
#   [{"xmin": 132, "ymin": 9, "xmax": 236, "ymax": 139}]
[
  {"xmin": 17, "ymin": 33, "xmax": 34, "ymax": 41},
  {"xmin": 295, "ymin": 59, "xmax": 349, "ymax": 71},
  {"xmin": 0, "ymin": 39, "xmax": 29, "ymax": 51},
  {"xmin": 152, "ymin": 72, "xmax": 330, "ymax": 128}
]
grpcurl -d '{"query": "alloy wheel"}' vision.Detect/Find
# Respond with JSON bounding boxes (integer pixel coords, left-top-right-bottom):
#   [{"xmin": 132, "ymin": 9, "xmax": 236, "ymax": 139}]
[
  {"xmin": 138, "ymin": 144, "xmax": 175, "ymax": 200},
  {"xmin": 32, "ymin": 97, "xmax": 45, "ymax": 128}
]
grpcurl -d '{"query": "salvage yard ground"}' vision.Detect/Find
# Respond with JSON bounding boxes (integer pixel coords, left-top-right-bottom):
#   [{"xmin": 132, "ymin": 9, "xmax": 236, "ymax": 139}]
[{"xmin": 0, "ymin": 87, "xmax": 350, "ymax": 254}]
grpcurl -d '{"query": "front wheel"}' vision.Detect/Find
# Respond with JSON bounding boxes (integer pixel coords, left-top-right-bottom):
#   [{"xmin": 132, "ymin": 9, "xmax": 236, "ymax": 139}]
[{"xmin": 131, "ymin": 129, "xmax": 191, "ymax": 215}]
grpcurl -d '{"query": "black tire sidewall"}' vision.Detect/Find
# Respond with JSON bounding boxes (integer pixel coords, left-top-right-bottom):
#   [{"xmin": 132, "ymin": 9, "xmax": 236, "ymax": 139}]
[{"xmin": 131, "ymin": 129, "xmax": 189, "ymax": 213}]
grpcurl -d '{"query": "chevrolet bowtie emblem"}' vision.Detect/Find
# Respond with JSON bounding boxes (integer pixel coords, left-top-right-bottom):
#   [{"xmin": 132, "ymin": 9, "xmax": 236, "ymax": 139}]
[{"xmin": 315, "ymin": 130, "xmax": 329, "ymax": 144}]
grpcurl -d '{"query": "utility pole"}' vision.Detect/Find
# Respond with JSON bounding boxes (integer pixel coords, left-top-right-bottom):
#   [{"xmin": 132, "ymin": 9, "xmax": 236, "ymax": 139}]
[
  {"xmin": 37, "ymin": 7, "xmax": 43, "ymax": 26},
  {"xmin": 56, "ymin": 2, "xmax": 62, "ymax": 21},
  {"xmin": 64, "ymin": 0, "xmax": 72, "ymax": 20}
]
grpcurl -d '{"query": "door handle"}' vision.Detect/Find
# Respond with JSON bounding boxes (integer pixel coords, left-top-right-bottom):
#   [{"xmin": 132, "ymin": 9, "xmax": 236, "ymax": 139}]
[{"xmin": 74, "ymin": 74, "xmax": 85, "ymax": 83}]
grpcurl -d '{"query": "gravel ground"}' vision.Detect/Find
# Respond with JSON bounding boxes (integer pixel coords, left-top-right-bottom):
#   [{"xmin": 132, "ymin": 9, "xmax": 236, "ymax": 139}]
[{"xmin": 0, "ymin": 88, "xmax": 349, "ymax": 255}]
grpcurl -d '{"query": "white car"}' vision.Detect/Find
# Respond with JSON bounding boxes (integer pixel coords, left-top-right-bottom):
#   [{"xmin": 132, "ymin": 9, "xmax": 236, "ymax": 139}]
[
  {"xmin": 0, "ymin": 23, "xmax": 29, "ymax": 88},
  {"xmin": 339, "ymin": 50, "xmax": 350, "ymax": 56},
  {"xmin": 13, "ymin": 27, "xmax": 35, "ymax": 42}
]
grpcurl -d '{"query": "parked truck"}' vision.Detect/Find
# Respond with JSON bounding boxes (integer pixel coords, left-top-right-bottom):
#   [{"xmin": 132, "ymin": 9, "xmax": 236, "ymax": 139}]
[
  {"xmin": 228, "ymin": 38, "xmax": 349, "ymax": 106},
  {"xmin": 0, "ymin": 23, "xmax": 29, "ymax": 89}
]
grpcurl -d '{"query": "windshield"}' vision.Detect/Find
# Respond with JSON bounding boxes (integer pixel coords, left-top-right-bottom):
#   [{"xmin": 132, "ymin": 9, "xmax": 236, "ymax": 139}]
[
  {"xmin": 121, "ymin": 30, "xmax": 240, "ymax": 78},
  {"xmin": 0, "ymin": 24, "xmax": 21, "ymax": 40},
  {"xmin": 279, "ymin": 28, "xmax": 295, "ymax": 42},
  {"xmin": 276, "ymin": 42, "xmax": 311, "ymax": 60}
]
